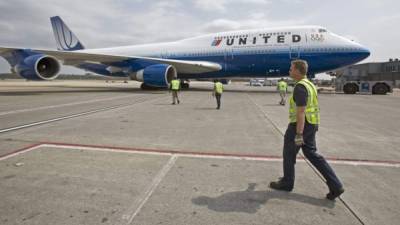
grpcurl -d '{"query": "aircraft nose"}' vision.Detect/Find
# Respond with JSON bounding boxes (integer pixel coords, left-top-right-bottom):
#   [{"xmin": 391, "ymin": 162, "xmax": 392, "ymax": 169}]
[
  {"xmin": 360, "ymin": 45, "xmax": 371, "ymax": 59},
  {"xmin": 352, "ymin": 43, "xmax": 371, "ymax": 61}
]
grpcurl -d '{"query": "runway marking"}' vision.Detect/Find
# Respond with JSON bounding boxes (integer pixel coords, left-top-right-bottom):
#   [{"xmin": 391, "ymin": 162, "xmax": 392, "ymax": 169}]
[
  {"xmin": 123, "ymin": 155, "xmax": 178, "ymax": 225},
  {"xmin": 0, "ymin": 95, "xmax": 165, "ymax": 134},
  {"xmin": 1, "ymin": 142, "xmax": 399, "ymax": 225},
  {"xmin": 0, "ymin": 143, "xmax": 42, "ymax": 161},
  {"xmin": 0, "ymin": 94, "xmax": 137, "ymax": 116},
  {"xmin": 2, "ymin": 142, "xmax": 399, "ymax": 168}
]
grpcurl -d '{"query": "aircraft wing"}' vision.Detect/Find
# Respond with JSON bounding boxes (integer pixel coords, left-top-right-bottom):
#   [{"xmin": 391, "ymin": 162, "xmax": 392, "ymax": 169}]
[{"xmin": 0, "ymin": 47, "xmax": 222, "ymax": 74}]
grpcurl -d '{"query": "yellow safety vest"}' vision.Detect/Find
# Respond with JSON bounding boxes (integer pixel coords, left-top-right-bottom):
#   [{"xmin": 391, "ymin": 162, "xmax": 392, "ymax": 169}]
[
  {"xmin": 171, "ymin": 79, "xmax": 180, "ymax": 90},
  {"xmin": 278, "ymin": 81, "xmax": 288, "ymax": 91},
  {"xmin": 215, "ymin": 82, "xmax": 223, "ymax": 94},
  {"xmin": 289, "ymin": 78, "xmax": 320, "ymax": 125}
]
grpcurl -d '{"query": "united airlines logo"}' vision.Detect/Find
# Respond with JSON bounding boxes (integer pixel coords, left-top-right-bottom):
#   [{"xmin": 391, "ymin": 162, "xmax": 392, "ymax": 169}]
[
  {"xmin": 211, "ymin": 34, "xmax": 302, "ymax": 47},
  {"xmin": 211, "ymin": 39, "xmax": 222, "ymax": 47}
]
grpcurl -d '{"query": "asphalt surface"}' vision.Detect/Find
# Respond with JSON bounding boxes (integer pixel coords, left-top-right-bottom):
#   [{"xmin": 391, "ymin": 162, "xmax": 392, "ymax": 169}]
[{"xmin": 0, "ymin": 80, "xmax": 399, "ymax": 225}]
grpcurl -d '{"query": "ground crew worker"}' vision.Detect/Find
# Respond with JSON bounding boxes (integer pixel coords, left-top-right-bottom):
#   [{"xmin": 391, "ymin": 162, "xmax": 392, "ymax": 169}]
[
  {"xmin": 277, "ymin": 78, "xmax": 288, "ymax": 105},
  {"xmin": 212, "ymin": 79, "xmax": 223, "ymax": 110},
  {"xmin": 270, "ymin": 59, "xmax": 344, "ymax": 200},
  {"xmin": 170, "ymin": 77, "xmax": 181, "ymax": 105}
]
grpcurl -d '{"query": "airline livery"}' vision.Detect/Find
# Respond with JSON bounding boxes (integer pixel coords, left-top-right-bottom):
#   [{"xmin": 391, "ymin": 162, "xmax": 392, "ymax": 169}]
[{"xmin": 0, "ymin": 16, "xmax": 370, "ymax": 89}]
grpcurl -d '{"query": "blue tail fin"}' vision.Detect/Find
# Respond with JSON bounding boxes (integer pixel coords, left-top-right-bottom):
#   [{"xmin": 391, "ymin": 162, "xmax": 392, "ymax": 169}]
[{"xmin": 50, "ymin": 16, "xmax": 85, "ymax": 51}]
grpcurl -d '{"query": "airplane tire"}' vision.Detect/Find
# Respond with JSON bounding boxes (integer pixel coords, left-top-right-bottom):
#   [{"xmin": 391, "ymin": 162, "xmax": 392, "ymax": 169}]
[
  {"xmin": 181, "ymin": 83, "xmax": 189, "ymax": 89},
  {"xmin": 140, "ymin": 83, "xmax": 160, "ymax": 90}
]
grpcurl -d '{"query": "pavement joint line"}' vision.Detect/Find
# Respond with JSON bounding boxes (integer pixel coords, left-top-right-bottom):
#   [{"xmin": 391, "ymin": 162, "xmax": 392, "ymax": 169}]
[
  {"xmin": 2, "ymin": 142, "xmax": 399, "ymax": 168},
  {"xmin": 246, "ymin": 93, "xmax": 366, "ymax": 225},
  {"xmin": 0, "ymin": 94, "xmax": 140, "ymax": 116},
  {"xmin": 246, "ymin": 94, "xmax": 286, "ymax": 136},
  {"xmin": 0, "ymin": 143, "xmax": 395, "ymax": 225},
  {"xmin": 0, "ymin": 95, "xmax": 167, "ymax": 135},
  {"xmin": 123, "ymin": 155, "xmax": 178, "ymax": 225},
  {"xmin": 44, "ymin": 143, "xmax": 400, "ymax": 167}
]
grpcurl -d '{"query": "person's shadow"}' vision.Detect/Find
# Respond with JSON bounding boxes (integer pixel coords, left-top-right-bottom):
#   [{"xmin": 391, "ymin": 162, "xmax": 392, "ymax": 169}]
[{"xmin": 192, "ymin": 183, "xmax": 334, "ymax": 214}]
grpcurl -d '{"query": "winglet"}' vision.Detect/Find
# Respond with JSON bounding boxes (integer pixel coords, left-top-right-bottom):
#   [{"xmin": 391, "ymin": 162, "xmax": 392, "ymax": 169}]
[{"xmin": 50, "ymin": 16, "xmax": 85, "ymax": 51}]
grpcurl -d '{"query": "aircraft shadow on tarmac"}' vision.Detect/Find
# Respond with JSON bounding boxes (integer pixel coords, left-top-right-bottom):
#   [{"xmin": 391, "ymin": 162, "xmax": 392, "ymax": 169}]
[{"xmin": 192, "ymin": 183, "xmax": 334, "ymax": 214}]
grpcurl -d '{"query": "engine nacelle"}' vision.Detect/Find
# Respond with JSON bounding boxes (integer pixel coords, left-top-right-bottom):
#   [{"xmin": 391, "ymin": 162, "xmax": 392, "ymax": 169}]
[
  {"xmin": 15, "ymin": 54, "xmax": 61, "ymax": 80},
  {"xmin": 130, "ymin": 64, "xmax": 177, "ymax": 87}
]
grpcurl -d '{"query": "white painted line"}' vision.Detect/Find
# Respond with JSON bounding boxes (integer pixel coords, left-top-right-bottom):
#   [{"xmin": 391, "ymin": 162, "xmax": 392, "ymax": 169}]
[
  {"xmin": 0, "ymin": 106, "xmax": 124, "ymax": 134},
  {"xmin": 176, "ymin": 153, "xmax": 283, "ymax": 162},
  {"xmin": 0, "ymin": 96, "xmax": 162, "ymax": 134},
  {"xmin": 123, "ymin": 155, "xmax": 178, "ymax": 225},
  {"xmin": 42, "ymin": 144, "xmax": 174, "ymax": 157},
  {"xmin": 42, "ymin": 144, "xmax": 282, "ymax": 162},
  {"xmin": 328, "ymin": 160, "xmax": 400, "ymax": 168},
  {"xmin": 0, "ymin": 145, "xmax": 42, "ymax": 161},
  {"xmin": 42, "ymin": 144, "xmax": 400, "ymax": 168},
  {"xmin": 0, "ymin": 94, "xmax": 136, "ymax": 116}
]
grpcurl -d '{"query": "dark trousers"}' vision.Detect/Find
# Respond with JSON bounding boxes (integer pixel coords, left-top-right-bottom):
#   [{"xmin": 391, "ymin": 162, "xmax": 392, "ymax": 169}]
[
  {"xmin": 172, "ymin": 90, "xmax": 179, "ymax": 104},
  {"xmin": 215, "ymin": 93, "xmax": 221, "ymax": 109},
  {"xmin": 283, "ymin": 121, "xmax": 343, "ymax": 191}
]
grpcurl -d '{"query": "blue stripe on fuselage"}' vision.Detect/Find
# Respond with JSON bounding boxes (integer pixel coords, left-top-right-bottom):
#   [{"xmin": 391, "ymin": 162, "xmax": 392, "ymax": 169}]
[{"xmin": 78, "ymin": 49, "xmax": 369, "ymax": 79}]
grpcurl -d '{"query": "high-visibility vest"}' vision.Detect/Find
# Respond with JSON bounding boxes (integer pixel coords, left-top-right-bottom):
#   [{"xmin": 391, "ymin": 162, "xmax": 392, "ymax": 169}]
[
  {"xmin": 171, "ymin": 79, "xmax": 180, "ymax": 90},
  {"xmin": 278, "ymin": 81, "xmax": 288, "ymax": 91},
  {"xmin": 215, "ymin": 82, "xmax": 223, "ymax": 94},
  {"xmin": 289, "ymin": 78, "xmax": 320, "ymax": 125}
]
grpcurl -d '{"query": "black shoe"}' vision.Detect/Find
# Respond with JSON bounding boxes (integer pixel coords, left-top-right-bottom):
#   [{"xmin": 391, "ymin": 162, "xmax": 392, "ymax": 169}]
[
  {"xmin": 172, "ymin": 103, "xmax": 175, "ymax": 105},
  {"xmin": 178, "ymin": 100, "xmax": 180, "ymax": 104},
  {"xmin": 326, "ymin": 188, "xmax": 344, "ymax": 200},
  {"xmin": 269, "ymin": 178, "xmax": 293, "ymax": 192}
]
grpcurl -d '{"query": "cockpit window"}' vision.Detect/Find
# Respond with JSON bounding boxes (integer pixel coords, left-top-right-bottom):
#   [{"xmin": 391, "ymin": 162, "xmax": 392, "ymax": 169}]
[{"xmin": 318, "ymin": 28, "xmax": 327, "ymax": 33}]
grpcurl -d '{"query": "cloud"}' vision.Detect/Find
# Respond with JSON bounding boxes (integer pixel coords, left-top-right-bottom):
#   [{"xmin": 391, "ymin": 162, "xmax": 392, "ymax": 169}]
[
  {"xmin": 201, "ymin": 13, "xmax": 308, "ymax": 33},
  {"xmin": 0, "ymin": 0, "xmax": 399, "ymax": 73},
  {"xmin": 193, "ymin": 0, "xmax": 270, "ymax": 12}
]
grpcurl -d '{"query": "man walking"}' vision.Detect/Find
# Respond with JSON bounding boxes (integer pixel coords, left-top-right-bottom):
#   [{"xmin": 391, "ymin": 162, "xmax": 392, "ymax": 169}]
[
  {"xmin": 170, "ymin": 77, "xmax": 181, "ymax": 105},
  {"xmin": 213, "ymin": 79, "xmax": 223, "ymax": 110},
  {"xmin": 277, "ymin": 78, "xmax": 288, "ymax": 105},
  {"xmin": 270, "ymin": 60, "xmax": 344, "ymax": 200}
]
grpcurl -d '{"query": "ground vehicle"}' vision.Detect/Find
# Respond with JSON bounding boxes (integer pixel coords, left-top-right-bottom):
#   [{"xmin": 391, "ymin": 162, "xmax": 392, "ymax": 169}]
[
  {"xmin": 249, "ymin": 79, "xmax": 263, "ymax": 86},
  {"xmin": 335, "ymin": 60, "xmax": 399, "ymax": 95}
]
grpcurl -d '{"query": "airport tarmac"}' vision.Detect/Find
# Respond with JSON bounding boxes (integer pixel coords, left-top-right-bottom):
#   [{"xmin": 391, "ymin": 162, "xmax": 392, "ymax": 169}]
[{"xmin": 0, "ymin": 80, "xmax": 399, "ymax": 225}]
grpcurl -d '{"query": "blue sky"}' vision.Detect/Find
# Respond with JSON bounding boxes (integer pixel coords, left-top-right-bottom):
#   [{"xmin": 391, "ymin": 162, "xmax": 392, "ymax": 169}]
[{"xmin": 0, "ymin": 0, "xmax": 399, "ymax": 76}]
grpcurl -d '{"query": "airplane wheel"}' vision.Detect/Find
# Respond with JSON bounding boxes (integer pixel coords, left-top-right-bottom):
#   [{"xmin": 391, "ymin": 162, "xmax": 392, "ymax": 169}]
[
  {"xmin": 140, "ymin": 83, "xmax": 158, "ymax": 90},
  {"xmin": 181, "ymin": 83, "xmax": 189, "ymax": 89}
]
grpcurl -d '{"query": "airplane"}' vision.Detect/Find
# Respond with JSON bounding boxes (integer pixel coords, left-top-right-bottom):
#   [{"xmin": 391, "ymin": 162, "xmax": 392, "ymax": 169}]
[{"xmin": 0, "ymin": 16, "xmax": 370, "ymax": 89}]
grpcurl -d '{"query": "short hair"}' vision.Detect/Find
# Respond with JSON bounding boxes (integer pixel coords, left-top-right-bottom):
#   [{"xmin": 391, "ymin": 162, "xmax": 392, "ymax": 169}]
[{"xmin": 291, "ymin": 60, "xmax": 308, "ymax": 75}]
